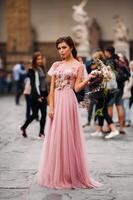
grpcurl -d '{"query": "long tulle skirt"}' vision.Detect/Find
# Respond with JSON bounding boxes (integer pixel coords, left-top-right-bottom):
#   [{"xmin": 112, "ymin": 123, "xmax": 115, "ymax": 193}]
[{"xmin": 37, "ymin": 88, "xmax": 101, "ymax": 189}]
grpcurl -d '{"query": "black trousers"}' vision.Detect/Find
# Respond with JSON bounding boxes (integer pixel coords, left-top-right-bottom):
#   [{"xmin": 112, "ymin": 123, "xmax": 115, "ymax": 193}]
[
  {"xmin": 95, "ymin": 90, "xmax": 113, "ymax": 126},
  {"xmin": 25, "ymin": 95, "xmax": 32, "ymax": 120},
  {"xmin": 22, "ymin": 97, "xmax": 47, "ymax": 134},
  {"xmin": 87, "ymin": 100, "xmax": 96, "ymax": 123}
]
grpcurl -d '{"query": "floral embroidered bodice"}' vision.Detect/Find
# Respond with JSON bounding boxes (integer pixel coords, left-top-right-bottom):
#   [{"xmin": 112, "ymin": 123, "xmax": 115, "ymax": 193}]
[
  {"xmin": 48, "ymin": 62, "xmax": 78, "ymax": 90},
  {"xmin": 54, "ymin": 65, "xmax": 78, "ymax": 90},
  {"xmin": 48, "ymin": 61, "xmax": 85, "ymax": 90}
]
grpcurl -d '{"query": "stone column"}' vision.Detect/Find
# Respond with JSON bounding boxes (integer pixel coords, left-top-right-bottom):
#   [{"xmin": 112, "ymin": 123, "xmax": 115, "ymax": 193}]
[
  {"xmin": 6, "ymin": 0, "xmax": 31, "ymax": 52},
  {"xmin": 6, "ymin": 0, "xmax": 32, "ymax": 68}
]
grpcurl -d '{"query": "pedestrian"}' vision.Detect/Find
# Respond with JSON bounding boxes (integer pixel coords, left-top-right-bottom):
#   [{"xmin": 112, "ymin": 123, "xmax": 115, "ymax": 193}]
[
  {"xmin": 83, "ymin": 50, "xmax": 105, "ymax": 127},
  {"xmin": 122, "ymin": 60, "xmax": 133, "ymax": 126},
  {"xmin": 37, "ymin": 36, "xmax": 101, "ymax": 189},
  {"xmin": 104, "ymin": 47, "xmax": 130, "ymax": 134},
  {"xmin": 89, "ymin": 50, "xmax": 119, "ymax": 139},
  {"xmin": 13, "ymin": 61, "xmax": 26, "ymax": 105},
  {"xmin": 20, "ymin": 52, "xmax": 48, "ymax": 139},
  {"xmin": 0, "ymin": 69, "xmax": 6, "ymax": 94},
  {"xmin": 129, "ymin": 61, "xmax": 133, "ymax": 112}
]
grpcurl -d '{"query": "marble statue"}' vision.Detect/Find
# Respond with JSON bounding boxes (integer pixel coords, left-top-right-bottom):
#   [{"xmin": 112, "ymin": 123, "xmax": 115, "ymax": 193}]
[
  {"xmin": 72, "ymin": 0, "xmax": 90, "ymax": 57},
  {"xmin": 72, "ymin": 0, "xmax": 89, "ymax": 24},
  {"xmin": 113, "ymin": 15, "xmax": 129, "ymax": 44},
  {"xmin": 113, "ymin": 15, "xmax": 130, "ymax": 60}
]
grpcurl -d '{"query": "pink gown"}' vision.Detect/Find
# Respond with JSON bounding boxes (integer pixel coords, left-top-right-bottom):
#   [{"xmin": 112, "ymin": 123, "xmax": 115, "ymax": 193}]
[{"xmin": 37, "ymin": 60, "xmax": 101, "ymax": 189}]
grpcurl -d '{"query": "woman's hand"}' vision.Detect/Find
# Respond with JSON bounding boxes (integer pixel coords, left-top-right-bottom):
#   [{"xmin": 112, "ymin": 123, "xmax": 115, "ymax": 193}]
[
  {"xmin": 48, "ymin": 107, "xmax": 54, "ymax": 119},
  {"xmin": 87, "ymin": 73, "xmax": 97, "ymax": 82},
  {"xmin": 38, "ymin": 97, "xmax": 44, "ymax": 102}
]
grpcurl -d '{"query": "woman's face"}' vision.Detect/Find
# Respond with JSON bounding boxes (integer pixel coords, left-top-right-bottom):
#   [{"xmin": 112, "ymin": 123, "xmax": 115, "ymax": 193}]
[
  {"xmin": 57, "ymin": 42, "xmax": 72, "ymax": 60},
  {"xmin": 36, "ymin": 55, "xmax": 44, "ymax": 66},
  {"xmin": 104, "ymin": 50, "xmax": 111, "ymax": 58}
]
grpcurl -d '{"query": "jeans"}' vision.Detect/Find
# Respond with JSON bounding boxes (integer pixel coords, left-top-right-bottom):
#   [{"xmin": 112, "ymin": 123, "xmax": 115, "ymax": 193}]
[{"xmin": 123, "ymin": 98, "xmax": 130, "ymax": 123}]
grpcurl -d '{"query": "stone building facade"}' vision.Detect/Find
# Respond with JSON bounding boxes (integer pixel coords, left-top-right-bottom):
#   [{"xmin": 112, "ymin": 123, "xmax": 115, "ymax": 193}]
[
  {"xmin": 5, "ymin": 0, "xmax": 32, "ymax": 69},
  {"xmin": 0, "ymin": 0, "xmax": 133, "ymax": 69}
]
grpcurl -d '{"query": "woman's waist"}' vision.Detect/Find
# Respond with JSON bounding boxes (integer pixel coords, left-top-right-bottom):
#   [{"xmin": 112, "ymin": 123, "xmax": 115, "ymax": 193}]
[
  {"xmin": 55, "ymin": 81, "xmax": 74, "ymax": 90},
  {"xmin": 55, "ymin": 84, "xmax": 74, "ymax": 91}
]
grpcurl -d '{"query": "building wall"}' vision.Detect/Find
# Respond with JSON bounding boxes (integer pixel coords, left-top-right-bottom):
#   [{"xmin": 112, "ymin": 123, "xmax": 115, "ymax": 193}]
[
  {"xmin": 0, "ymin": 0, "xmax": 133, "ymax": 42},
  {"xmin": 0, "ymin": 0, "xmax": 133, "ymax": 66},
  {"xmin": 0, "ymin": 0, "xmax": 6, "ymax": 42}
]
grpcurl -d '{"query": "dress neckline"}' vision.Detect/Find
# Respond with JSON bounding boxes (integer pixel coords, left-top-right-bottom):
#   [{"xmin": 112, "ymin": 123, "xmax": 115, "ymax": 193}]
[{"xmin": 58, "ymin": 61, "xmax": 79, "ymax": 71}]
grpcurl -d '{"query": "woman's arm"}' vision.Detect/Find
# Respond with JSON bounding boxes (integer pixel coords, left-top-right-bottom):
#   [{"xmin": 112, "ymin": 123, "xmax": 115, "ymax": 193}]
[
  {"xmin": 48, "ymin": 75, "xmax": 55, "ymax": 118},
  {"xmin": 124, "ymin": 77, "xmax": 133, "ymax": 91},
  {"xmin": 74, "ymin": 65, "xmax": 94, "ymax": 92},
  {"xmin": 28, "ymin": 69, "xmax": 39, "ymax": 97}
]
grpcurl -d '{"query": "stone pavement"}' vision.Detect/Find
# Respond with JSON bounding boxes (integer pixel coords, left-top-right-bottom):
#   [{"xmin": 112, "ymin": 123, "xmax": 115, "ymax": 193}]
[{"xmin": 0, "ymin": 96, "xmax": 133, "ymax": 200}]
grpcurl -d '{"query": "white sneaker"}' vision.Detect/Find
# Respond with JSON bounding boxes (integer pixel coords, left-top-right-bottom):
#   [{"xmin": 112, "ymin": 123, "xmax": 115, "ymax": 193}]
[
  {"xmin": 105, "ymin": 130, "xmax": 119, "ymax": 139},
  {"xmin": 37, "ymin": 136, "xmax": 42, "ymax": 140},
  {"xmin": 91, "ymin": 131, "xmax": 103, "ymax": 137}
]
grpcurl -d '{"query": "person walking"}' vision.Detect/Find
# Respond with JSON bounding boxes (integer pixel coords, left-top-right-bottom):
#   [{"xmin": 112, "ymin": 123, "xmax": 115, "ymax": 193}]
[
  {"xmin": 20, "ymin": 52, "xmax": 48, "ymax": 139},
  {"xmin": 13, "ymin": 61, "xmax": 26, "ymax": 105}
]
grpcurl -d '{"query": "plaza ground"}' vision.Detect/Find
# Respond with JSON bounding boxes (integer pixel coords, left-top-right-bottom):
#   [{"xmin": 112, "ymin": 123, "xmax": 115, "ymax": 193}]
[{"xmin": 0, "ymin": 96, "xmax": 133, "ymax": 200}]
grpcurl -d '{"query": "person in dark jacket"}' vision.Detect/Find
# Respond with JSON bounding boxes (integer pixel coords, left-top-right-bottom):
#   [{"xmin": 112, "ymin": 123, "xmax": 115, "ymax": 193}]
[
  {"xmin": 104, "ymin": 47, "xmax": 130, "ymax": 134},
  {"xmin": 20, "ymin": 52, "xmax": 48, "ymax": 139}
]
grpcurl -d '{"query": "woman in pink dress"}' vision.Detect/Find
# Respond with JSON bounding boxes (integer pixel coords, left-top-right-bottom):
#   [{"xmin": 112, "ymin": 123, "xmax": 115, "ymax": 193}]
[{"xmin": 37, "ymin": 36, "xmax": 101, "ymax": 189}]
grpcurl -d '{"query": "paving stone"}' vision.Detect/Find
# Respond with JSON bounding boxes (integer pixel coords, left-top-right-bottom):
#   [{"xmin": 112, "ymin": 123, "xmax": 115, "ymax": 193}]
[{"xmin": 0, "ymin": 96, "xmax": 133, "ymax": 200}]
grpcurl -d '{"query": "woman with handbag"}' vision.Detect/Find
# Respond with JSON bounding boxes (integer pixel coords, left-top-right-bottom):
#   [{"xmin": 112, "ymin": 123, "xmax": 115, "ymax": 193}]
[{"xmin": 20, "ymin": 52, "xmax": 48, "ymax": 139}]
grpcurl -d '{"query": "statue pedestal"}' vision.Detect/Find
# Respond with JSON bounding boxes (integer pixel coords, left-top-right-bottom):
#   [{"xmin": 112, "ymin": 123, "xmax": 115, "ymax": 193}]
[
  {"xmin": 77, "ymin": 45, "xmax": 90, "ymax": 58},
  {"xmin": 114, "ymin": 41, "xmax": 130, "ymax": 60}
]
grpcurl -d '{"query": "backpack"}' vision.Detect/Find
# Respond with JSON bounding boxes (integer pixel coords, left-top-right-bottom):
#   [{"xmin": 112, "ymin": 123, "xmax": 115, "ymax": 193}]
[{"xmin": 114, "ymin": 58, "xmax": 130, "ymax": 88}]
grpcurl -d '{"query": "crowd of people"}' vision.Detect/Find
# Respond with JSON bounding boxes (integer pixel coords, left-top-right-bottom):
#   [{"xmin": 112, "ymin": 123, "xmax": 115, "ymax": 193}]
[
  {"xmin": 0, "ymin": 69, "xmax": 13, "ymax": 95},
  {"xmin": 1, "ymin": 44, "xmax": 133, "ymax": 140},
  {"xmin": 82, "ymin": 46, "xmax": 133, "ymax": 139}
]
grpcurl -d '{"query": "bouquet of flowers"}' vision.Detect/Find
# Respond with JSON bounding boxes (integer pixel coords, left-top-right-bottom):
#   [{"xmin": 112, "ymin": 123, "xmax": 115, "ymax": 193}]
[
  {"xmin": 87, "ymin": 59, "xmax": 113, "ymax": 93},
  {"xmin": 79, "ymin": 59, "xmax": 114, "ymax": 110}
]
